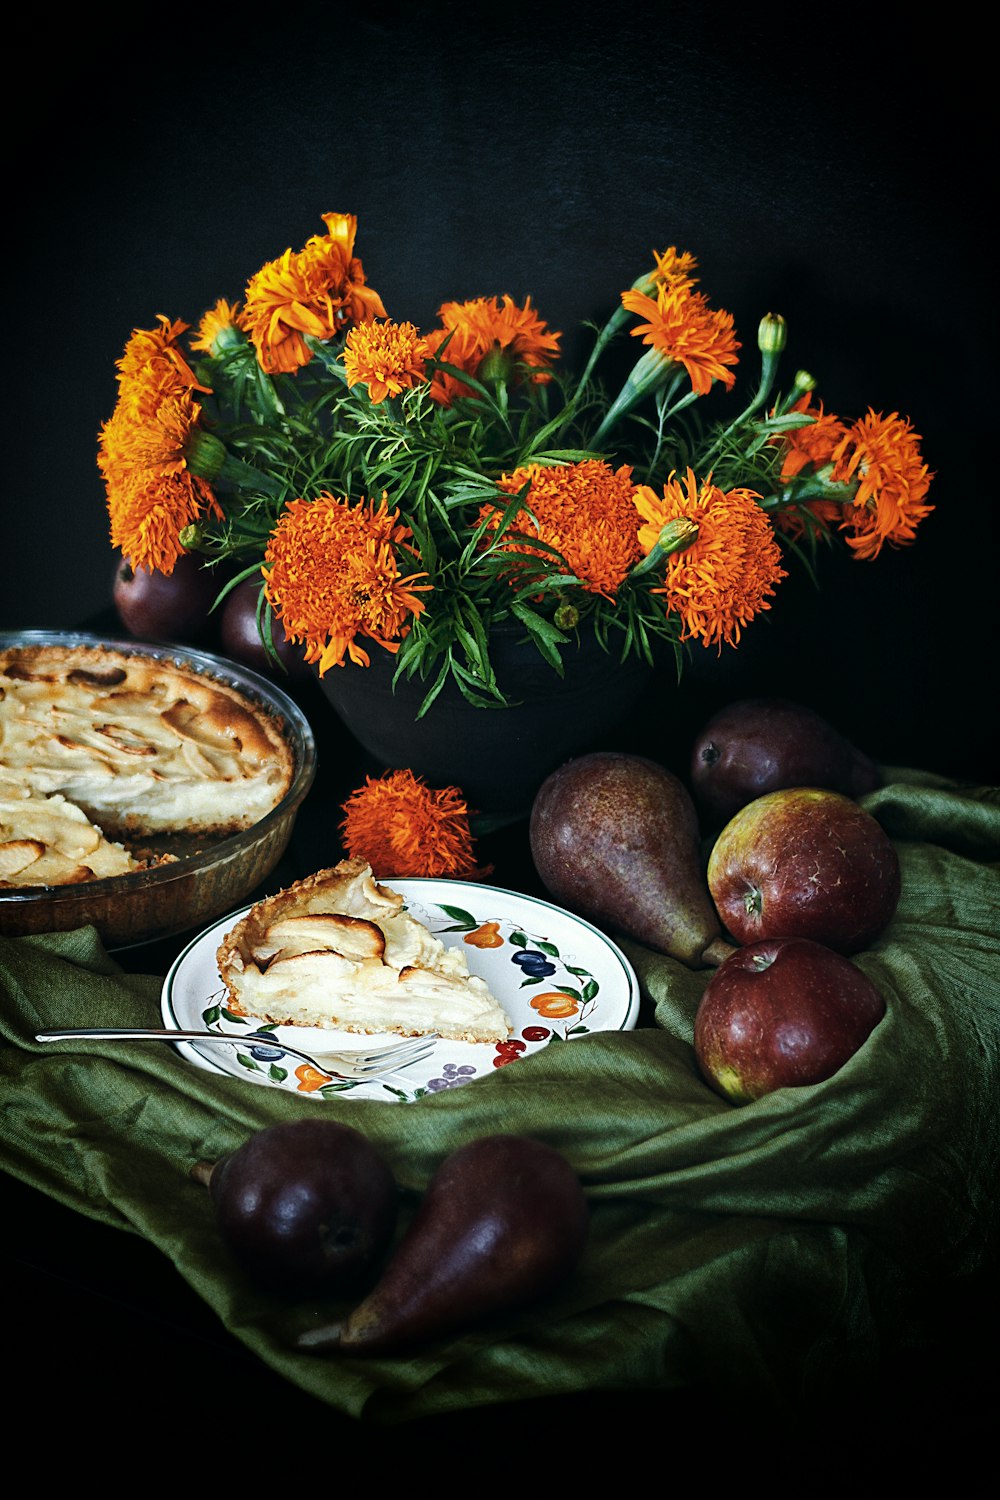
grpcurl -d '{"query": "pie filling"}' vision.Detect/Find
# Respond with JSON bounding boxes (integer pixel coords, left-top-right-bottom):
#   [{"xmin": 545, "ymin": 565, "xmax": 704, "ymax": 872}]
[
  {"xmin": 0, "ymin": 643, "xmax": 295, "ymax": 888},
  {"xmin": 217, "ymin": 858, "xmax": 512, "ymax": 1044}
]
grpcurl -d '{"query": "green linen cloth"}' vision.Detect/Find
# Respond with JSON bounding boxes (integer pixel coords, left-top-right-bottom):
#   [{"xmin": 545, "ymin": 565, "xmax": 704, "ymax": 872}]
[{"xmin": 1, "ymin": 772, "xmax": 997, "ymax": 1423}]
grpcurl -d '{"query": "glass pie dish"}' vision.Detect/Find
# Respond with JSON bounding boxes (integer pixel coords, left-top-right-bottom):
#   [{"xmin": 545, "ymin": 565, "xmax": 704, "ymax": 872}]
[{"xmin": 0, "ymin": 630, "xmax": 317, "ymax": 949}]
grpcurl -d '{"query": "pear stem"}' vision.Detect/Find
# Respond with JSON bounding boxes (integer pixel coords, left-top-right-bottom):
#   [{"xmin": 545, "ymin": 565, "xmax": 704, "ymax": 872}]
[
  {"xmin": 297, "ymin": 1322, "xmax": 346, "ymax": 1350},
  {"xmin": 701, "ymin": 937, "xmax": 738, "ymax": 967}
]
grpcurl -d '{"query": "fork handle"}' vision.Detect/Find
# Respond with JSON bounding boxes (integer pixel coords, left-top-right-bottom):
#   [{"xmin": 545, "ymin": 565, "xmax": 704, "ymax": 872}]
[{"xmin": 37, "ymin": 1028, "xmax": 236, "ymax": 1044}]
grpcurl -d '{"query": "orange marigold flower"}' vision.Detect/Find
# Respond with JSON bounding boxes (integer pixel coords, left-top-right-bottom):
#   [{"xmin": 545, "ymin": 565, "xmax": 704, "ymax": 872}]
[
  {"xmin": 827, "ymin": 409, "xmax": 934, "ymax": 560},
  {"xmin": 105, "ymin": 469, "xmax": 218, "ymax": 575},
  {"xmin": 115, "ymin": 313, "xmax": 209, "ymax": 392},
  {"xmin": 650, "ymin": 245, "xmax": 700, "ymax": 291},
  {"xmin": 99, "ymin": 357, "xmax": 222, "ymax": 574},
  {"xmin": 100, "ymin": 366, "xmax": 206, "ymax": 482},
  {"xmin": 620, "ymin": 280, "xmax": 740, "ymax": 396},
  {"xmin": 340, "ymin": 767, "xmax": 482, "ymax": 879},
  {"xmin": 486, "ymin": 459, "xmax": 643, "ymax": 600},
  {"xmin": 190, "ymin": 298, "xmax": 250, "ymax": 355},
  {"xmin": 425, "ymin": 294, "xmax": 560, "ymax": 405},
  {"xmin": 635, "ymin": 469, "xmax": 786, "ymax": 650},
  {"xmin": 778, "ymin": 394, "xmax": 848, "ymax": 481},
  {"xmin": 243, "ymin": 212, "xmax": 387, "ymax": 375},
  {"xmin": 262, "ymin": 492, "xmax": 430, "ymax": 673},
  {"xmin": 772, "ymin": 394, "xmax": 847, "ymax": 540},
  {"xmin": 343, "ymin": 319, "xmax": 430, "ymax": 403}
]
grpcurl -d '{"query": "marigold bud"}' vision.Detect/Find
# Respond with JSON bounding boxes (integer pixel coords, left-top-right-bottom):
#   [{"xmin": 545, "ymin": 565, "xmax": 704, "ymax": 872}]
[
  {"xmin": 793, "ymin": 369, "xmax": 817, "ymax": 393},
  {"xmin": 758, "ymin": 313, "xmax": 787, "ymax": 355},
  {"xmin": 177, "ymin": 524, "xmax": 204, "ymax": 551},
  {"xmin": 554, "ymin": 602, "xmax": 579, "ymax": 630},
  {"xmin": 657, "ymin": 516, "xmax": 699, "ymax": 555}
]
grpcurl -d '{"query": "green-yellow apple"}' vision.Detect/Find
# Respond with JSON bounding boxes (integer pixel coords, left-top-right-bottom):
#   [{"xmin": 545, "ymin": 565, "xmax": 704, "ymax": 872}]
[
  {"xmin": 694, "ymin": 937, "xmax": 887, "ymax": 1103},
  {"xmin": 707, "ymin": 787, "xmax": 900, "ymax": 954}
]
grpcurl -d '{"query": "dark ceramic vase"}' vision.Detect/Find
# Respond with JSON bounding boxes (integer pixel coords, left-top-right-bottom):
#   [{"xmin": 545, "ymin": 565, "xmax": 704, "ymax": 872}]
[{"xmin": 318, "ymin": 626, "xmax": 655, "ymax": 817}]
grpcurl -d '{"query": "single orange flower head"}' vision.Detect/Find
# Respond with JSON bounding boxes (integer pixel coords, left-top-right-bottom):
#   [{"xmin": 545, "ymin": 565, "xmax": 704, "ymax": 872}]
[
  {"xmin": 243, "ymin": 212, "xmax": 387, "ymax": 375},
  {"xmin": 340, "ymin": 767, "xmax": 482, "ymax": 879},
  {"xmin": 99, "ymin": 349, "xmax": 222, "ymax": 574},
  {"xmin": 828, "ymin": 409, "xmax": 934, "ymax": 559},
  {"xmin": 486, "ymin": 459, "xmax": 644, "ymax": 600},
  {"xmin": 104, "ymin": 468, "xmax": 219, "ymax": 575},
  {"xmin": 635, "ymin": 245, "xmax": 700, "ymax": 296},
  {"xmin": 620, "ymin": 279, "xmax": 740, "ymax": 396},
  {"xmin": 343, "ymin": 319, "xmax": 430, "ymax": 403},
  {"xmin": 778, "ymin": 394, "xmax": 848, "ymax": 482},
  {"xmin": 634, "ymin": 469, "xmax": 786, "ymax": 650},
  {"xmin": 115, "ymin": 314, "xmax": 209, "ymax": 392},
  {"xmin": 425, "ymin": 294, "xmax": 560, "ymax": 405},
  {"xmin": 262, "ymin": 492, "xmax": 430, "ymax": 673},
  {"xmin": 770, "ymin": 393, "xmax": 849, "ymax": 540},
  {"xmin": 190, "ymin": 298, "xmax": 251, "ymax": 355}
]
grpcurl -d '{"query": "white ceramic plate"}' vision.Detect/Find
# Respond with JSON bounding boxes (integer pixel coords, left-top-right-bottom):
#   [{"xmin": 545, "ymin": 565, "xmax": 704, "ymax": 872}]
[{"xmin": 161, "ymin": 877, "xmax": 640, "ymax": 1102}]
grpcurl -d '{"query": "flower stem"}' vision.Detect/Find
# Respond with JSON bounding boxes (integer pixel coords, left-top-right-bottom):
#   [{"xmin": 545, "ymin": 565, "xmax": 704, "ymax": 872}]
[{"xmin": 700, "ymin": 347, "xmax": 782, "ymax": 467}]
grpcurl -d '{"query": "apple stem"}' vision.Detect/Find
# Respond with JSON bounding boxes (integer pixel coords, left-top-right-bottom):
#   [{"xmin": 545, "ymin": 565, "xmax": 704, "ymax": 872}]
[{"xmin": 701, "ymin": 937, "xmax": 738, "ymax": 967}]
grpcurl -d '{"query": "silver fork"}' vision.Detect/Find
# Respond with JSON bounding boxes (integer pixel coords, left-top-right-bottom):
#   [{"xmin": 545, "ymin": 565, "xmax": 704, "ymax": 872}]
[{"xmin": 34, "ymin": 1027, "xmax": 440, "ymax": 1081}]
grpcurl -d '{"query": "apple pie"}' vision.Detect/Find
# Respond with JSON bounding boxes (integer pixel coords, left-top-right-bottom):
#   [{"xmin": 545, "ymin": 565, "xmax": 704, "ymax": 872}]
[
  {"xmin": 0, "ymin": 641, "xmax": 296, "ymax": 888},
  {"xmin": 216, "ymin": 858, "xmax": 512, "ymax": 1044}
]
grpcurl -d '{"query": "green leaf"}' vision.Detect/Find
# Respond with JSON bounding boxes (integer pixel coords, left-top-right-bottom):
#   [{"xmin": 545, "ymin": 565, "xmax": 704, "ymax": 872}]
[
  {"xmin": 436, "ymin": 904, "xmax": 479, "ymax": 928},
  {"xmin": 509, "ymin": 601, "xmax": 570, "ymax": 647}
]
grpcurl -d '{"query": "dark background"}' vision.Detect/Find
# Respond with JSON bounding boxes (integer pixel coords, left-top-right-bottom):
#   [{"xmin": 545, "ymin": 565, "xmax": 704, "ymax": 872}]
[
  {"xmin": 2, "ymin": 1, "xmax": 996, "ymax": 1461},
  {"xmin": 4, "ymin": 0, "xmax": 995, "ymax": 783}
]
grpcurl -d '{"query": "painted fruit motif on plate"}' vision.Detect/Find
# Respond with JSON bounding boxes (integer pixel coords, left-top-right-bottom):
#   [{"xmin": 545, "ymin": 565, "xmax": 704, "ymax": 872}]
[{"xmin": 161, "ymin": 878, "xmax": 641, "ymax": 1103}]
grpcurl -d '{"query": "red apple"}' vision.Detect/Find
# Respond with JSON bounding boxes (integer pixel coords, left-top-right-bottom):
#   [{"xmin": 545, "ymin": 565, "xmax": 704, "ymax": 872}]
[
  {"xmin": 694, "ymin": 936, "xmax": 887, "ymax": 1103},
  {"xmin": 707, "ymin": 787, "xmax": 900, "ymax": 954}
]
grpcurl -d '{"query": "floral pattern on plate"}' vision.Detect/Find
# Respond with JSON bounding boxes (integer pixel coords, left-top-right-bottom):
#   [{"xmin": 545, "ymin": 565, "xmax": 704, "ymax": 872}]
[{"xmin": 161, "ymin": 877, "xmax": 640, "ymax": 1103}]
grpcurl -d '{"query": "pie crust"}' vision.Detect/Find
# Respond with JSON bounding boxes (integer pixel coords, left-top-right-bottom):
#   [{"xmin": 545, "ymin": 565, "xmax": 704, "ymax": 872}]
[
  {"xmin": 0, "ymin": 641, "xmax": 296, "ymax": 888},
  {"xmin": 216, "ymin": 858, "xmax": 512, "ymax": 1044}
]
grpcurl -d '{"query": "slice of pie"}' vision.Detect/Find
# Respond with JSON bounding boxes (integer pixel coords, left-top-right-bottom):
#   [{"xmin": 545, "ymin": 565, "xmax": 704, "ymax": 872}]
[{"xmin": 216, "ymin": 858, "xmax": 512, "ymax": 1044}]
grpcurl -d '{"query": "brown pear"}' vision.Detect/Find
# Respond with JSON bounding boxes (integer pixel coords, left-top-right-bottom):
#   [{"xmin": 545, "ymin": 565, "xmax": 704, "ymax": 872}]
[
  {"xmin": 298, "ymin": 1134, "xmax": 588, "ymax": 1355},
  {"xmin": 529, "ymin": 751, "xmax": 734, "ymax": 967},
  {"xmin": 690, "ymin": 697, "xmax": 880, "ymax": 828}
]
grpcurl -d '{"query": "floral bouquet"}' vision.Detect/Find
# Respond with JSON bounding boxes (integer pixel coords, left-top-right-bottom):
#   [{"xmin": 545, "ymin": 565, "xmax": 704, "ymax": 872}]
[{"xmin": 98, "ymin": 212, "xmax": 933, "ymax": 715}]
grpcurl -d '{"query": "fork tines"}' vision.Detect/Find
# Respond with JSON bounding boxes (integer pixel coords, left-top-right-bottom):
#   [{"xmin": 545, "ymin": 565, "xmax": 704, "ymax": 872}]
[{"xmin": 334, "ymin": 1032, "xmax": 441, "ymax": 1068}]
